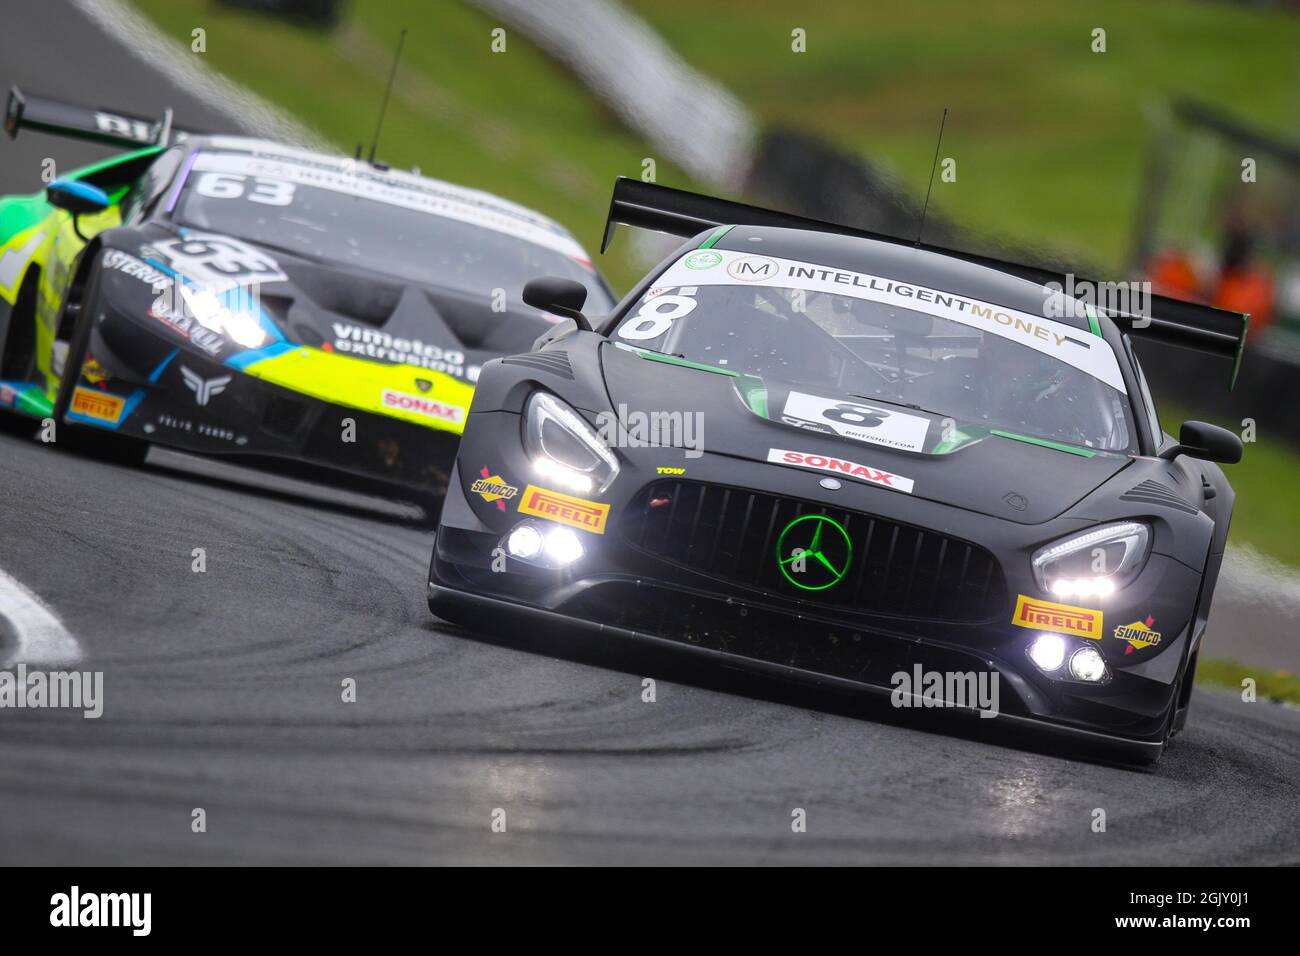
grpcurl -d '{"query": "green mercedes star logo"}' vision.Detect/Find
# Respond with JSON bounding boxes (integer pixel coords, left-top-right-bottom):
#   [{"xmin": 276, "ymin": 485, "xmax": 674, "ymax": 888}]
[{"xmin": 776, "ymin": 514, "xmax": 852, "ymax": 591}]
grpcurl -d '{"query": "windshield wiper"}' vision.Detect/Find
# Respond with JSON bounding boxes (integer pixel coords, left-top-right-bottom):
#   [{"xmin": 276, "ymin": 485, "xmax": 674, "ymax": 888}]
[{"xmin": 848, "ymin": 394, "xmax": 950, "ymax": 418}]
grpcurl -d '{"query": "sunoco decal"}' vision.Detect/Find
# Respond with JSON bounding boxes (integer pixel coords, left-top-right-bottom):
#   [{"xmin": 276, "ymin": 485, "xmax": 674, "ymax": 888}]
[
  {"xmin": 472, "ymin": 467, "xmax": 518, "ymax": 511},
  {"xmin": 1114, "ymin": 616, "xmax": 1162, "ymax": 654}
]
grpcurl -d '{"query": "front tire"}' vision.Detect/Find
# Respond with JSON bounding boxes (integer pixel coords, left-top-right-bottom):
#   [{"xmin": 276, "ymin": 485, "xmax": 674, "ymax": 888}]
[
  {"xmin": 0, "ymin": 268, "xmax": 41, "ymax": 438},
  {"xmin": 50, "ymin": 255, "xmax": 149, "ymax": 467}
]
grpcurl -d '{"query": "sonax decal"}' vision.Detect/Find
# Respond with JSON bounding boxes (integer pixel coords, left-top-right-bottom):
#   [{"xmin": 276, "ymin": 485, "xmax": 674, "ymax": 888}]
[
  {"xmin": 381, "ymin": 389, "xmax": 465, "ymax": 424},
  {"xmin": 767, "ymin": 448, "xmax": 914, "ymax": 494}
]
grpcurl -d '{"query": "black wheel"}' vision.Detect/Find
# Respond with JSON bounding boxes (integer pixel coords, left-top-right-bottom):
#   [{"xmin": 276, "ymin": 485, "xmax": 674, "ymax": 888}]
[
  {"xmin": 0, "ymin": 268, "xmax": 40, "ymax": 438},
  {"xmin": 50, "ymin": 255, "xmax": 149, "ymax": 467}
]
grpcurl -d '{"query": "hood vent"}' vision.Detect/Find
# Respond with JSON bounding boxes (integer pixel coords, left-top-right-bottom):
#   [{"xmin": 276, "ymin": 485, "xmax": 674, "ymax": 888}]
[
  {"xmin": 1120, "ymin": 479, "xmax": 1198, "ymax": 514},
  {"xmin": 503, "ymin": 351, "xmax": 574, "ymax": 380}
]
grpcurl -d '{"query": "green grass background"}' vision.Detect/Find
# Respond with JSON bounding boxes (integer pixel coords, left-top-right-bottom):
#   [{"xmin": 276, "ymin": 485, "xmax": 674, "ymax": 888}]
[{"xmin": 625, "ymin": 0, "xmax": 1300, "ymax": 269}]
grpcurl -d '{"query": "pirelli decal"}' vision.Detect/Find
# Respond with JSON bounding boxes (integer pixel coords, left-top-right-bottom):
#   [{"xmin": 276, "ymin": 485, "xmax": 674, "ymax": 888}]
[
  {"xmin": 1012, "ymin": 595, "xmax": 1103, "ymax": 640},
  {"xmin": 517, "ymin": 484, "xmax": 610, "ymax": 534},
  {"xmin": 71, "ymin": 387, "xmax": 125, "ymax": 425}
]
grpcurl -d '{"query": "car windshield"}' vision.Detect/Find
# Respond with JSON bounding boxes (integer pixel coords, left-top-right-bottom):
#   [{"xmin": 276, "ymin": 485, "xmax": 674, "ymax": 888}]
[
  {"xmin": 613, "ymin": 249, "xmax": 1136, "ymax": 453},
  {"xmin": 173, "ymin": 151, "xmax": 611, "ymax": 308}
]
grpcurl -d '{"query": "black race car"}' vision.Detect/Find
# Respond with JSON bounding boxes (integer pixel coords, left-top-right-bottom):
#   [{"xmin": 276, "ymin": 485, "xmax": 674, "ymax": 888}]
[
  {"xmin": 427, "ymin": 179, "xmax": 1246, "ymax": 762},
  {"xmin": 0, "ymin": 89, "xmax": 612, "ymax": 504}
]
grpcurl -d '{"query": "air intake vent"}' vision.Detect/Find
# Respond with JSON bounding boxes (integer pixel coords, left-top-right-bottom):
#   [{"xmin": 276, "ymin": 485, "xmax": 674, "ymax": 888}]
[
  {"xmin": 621, "ymin": 480, "xmax": 1006, "ymax": 623},
  {"xmin": 502, "ymin": 351, "xmax": 573, "ymax": 379},
  {"xmin": 1120, "ymin": 479, "xmax": 1198, "ymax": 514}
]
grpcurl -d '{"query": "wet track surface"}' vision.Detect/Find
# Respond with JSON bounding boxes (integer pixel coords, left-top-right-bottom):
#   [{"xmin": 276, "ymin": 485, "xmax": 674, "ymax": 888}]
[
  {"xmin": 3, "ymin": 1, "xmax": 1300, "ymax": 865},
  {"xmin": 2, "ymin": 433, "xmax": 1300, "ymax": 864}
]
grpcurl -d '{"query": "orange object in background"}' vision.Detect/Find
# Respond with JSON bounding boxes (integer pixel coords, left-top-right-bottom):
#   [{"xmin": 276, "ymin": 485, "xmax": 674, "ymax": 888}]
[
  {"xmin": 1147, "ymin": 249, "xmax": 1202, "ymax": 301},
  {"xmin": 1214, "ymin": 267, "xmax": 1274, "ymax": 330}
]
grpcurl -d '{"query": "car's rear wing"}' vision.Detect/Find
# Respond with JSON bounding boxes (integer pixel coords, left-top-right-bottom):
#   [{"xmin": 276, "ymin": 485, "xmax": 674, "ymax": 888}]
[
  {"xmin": 602, "ymin": 177, "xmax": 1249, "ymax": 388},
  {"xmin": 3, "ymin": 86, "xmax": 201, "ymax": 148}
]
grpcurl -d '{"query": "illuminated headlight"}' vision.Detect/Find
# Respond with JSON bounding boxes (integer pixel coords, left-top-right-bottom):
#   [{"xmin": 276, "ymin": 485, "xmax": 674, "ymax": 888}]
[
  {"xmin": 1069, "ymin": 645, "xmax": 1109, "ymax": 682},
  {"xmin": 502, "ymin": 520, "xmax": 584, "ymax": 568},
  {"xmin": 180, "ymin": 283, "xmax": 267, "ymax": 349},
  {"xmin": 543, "ymin": 527, "xmax": 584, "ymax": 565},
  {"xmin": 1028, "ymin": 633, "xmax": 1067, "ymax": 672},
  {"xmin": 506, "ymin": 524, "xmax": 544, "ymax": 560},
  {"xmin": 523, "ymin": 391, "xmax": 618, "ymax": 494},
  {"xmin": 1032, "ymin": 521, "xmax": 1150, "ymax": 599}
]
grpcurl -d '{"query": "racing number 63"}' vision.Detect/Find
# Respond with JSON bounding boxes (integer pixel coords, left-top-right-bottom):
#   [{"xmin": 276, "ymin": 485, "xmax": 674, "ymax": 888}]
[{"xmin": 195, "ymin": 172, "xmax": 295, "ymax": 207}]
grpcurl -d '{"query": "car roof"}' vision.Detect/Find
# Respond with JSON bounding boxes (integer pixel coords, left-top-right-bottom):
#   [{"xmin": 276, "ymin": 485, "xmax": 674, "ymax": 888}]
[
  {"xmin": 713, "ymin": 225, "xmax": 1090, "ymax": 330},
  {"xmin": 183, "ymin": 134, "xmax": 584, "ymax": 246}
]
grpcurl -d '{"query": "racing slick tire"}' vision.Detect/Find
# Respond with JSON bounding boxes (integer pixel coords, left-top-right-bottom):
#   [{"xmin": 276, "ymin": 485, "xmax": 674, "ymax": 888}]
[
  {"xmin": 51, "ymin": 253, "xmax": 149, "ymax": 467},
  {"xmin": 0, "ymin": 268, "xmax": 40, "ymax": 438}
]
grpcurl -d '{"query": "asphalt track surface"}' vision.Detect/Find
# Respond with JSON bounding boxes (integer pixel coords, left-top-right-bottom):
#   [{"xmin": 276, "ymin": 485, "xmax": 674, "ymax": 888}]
[{"xmin": 2, "ymin": 1, "xmax": 1300, "ymax": 865}]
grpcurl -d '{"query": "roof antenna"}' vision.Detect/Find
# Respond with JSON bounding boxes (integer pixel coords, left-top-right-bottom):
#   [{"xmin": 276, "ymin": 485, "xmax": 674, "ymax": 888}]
[
  {"xmin": 367, "ymin": 27, "xmax": 407, "ymax": 165},
  {"xmin": 915, "ymin": 107, "xmax": 947, "ymax": 247}
]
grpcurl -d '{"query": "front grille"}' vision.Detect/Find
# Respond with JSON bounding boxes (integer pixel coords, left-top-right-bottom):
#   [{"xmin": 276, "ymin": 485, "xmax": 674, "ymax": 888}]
[{"xmin": 621, "ymin": 479, "xmax": 1005, "ymax": 622}]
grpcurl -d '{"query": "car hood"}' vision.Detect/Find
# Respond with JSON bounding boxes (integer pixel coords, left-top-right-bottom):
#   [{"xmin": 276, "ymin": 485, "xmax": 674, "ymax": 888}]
[
  {"xmin": 105, "ymin": 223, "xmax": 557, "ymax": 381},
  {"xmin": 599, "ymin": 342, "xmax": 1132, "ymax": 524}
]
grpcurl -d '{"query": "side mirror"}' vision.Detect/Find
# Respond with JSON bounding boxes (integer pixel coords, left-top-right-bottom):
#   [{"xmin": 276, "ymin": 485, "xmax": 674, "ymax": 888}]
[
  {"xmin": 47, "ymin": 178, "xmax": 110, "ymax": 216},
  {"xmin": 523, "ymin": 277, "xmax": 591, "ymax": 332},
  {"xmin": 1159, "ymin": 420, "xmax": 1243, "ymax": 464},
  {"xmin": 47, "ymin": 179, "xmax": 111, "ymax": 243}
]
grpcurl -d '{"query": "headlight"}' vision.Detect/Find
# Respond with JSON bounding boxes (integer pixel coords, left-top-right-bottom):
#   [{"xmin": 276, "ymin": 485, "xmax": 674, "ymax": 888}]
[
  {"xmin": 180, "ymin": 283, "xmax": 267, "ymax": 349},
  {"xmin": 1031, "ymin": 521, "xmax": 1150, "ymax": 599},
  {"xmin": 522, "ymin": 391, "xmax": 618, "ymax": 494}
]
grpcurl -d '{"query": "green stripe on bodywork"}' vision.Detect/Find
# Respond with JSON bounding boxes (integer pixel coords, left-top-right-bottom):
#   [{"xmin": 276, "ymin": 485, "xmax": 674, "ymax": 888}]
[
  {"xmin": 932, "ymin": 425, "xmax": 978, "ymax": 455},
  {"xmin": 697, "ymin": 224, "xmax": 733, "ymax": 249},
  {"xmin": 1231, "ymin": 313, "xmax": 1249, "ymax": 391},
  {"xmin": 68, "ymin": 144, "xmax": 167, "ymax": 181},
  {"xmin": 991, "ymin": 429, "xmax": 1097, "ymax": 457},
  {"xmin": 1084, "ymin": 304, "xmax": 1102, "ymax": 337},
  {"xmin": 636, "ymin": 349, "xmax": 739, "ymax": 377},
  {"xmin": 735, "ymin": 373, "xmax": 767, "ymax": 417},
  {"xmin": 18, "ymin": 388, "xmax": 52, "ymax": 417}
]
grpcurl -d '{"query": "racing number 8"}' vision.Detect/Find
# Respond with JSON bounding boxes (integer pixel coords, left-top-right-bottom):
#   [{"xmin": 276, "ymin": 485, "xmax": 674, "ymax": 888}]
[
  {"xmin": 618, "ymin": 288, "xmax": 698, "ymax": 341},
  {"xmin": 822, "ymin": 401, "xmax": 888, "ymax": 426}
]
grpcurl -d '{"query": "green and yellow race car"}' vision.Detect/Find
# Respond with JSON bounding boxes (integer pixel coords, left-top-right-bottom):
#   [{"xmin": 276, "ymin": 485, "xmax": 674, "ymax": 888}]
[{"xmin": 0, "ymin": 88, "xmax": 613, "ymax": 503}]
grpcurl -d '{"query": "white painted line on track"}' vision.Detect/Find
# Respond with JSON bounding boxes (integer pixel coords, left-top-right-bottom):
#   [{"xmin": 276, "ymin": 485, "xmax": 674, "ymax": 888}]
[
  {"xmin": 0, "ymin": 567, "xmax": 82, "ymax": 667},
  {"xmin": 68, "ymin": 0, "xmax": 333, "ymax": 151}
]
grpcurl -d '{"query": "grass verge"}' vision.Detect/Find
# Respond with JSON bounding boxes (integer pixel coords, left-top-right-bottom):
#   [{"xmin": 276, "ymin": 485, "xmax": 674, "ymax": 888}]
[
  {"xmin": 1198, "ymin": 657, "xmax": 1300, "ymax": 705},
  {"xmin": 626, "ymin": 0, "xmax": 1300, "ymax": 269}
]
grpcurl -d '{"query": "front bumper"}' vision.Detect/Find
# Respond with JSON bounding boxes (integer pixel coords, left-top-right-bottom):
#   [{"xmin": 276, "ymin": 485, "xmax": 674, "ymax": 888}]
[
  {"xmin": 64, "ymin": 306, "xmax": 460, "ymax": 496},
  {"xmin": 428, "ymin": 439, "xmax": 1199, "ymax": 759},
  {"xmin": 427, "ymin": 569, "xmax": 1165, "ymax": 763}
]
